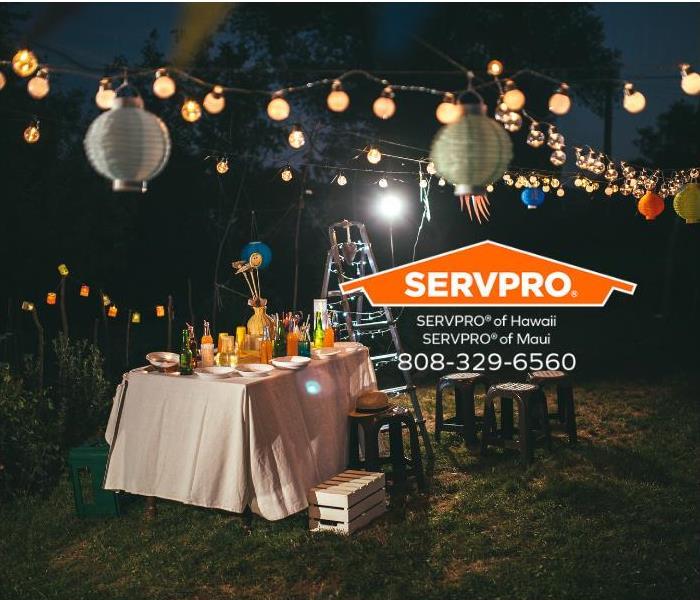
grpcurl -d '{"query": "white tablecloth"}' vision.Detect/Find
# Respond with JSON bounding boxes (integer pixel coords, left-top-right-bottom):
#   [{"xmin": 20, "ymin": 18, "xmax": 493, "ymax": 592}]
[{"xmin": 104, "ymin": 349, "xmax": 376, "ymax": 520}]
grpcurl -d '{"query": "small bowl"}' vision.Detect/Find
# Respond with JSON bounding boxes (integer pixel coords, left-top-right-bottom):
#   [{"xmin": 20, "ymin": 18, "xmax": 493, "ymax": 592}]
[{"xmin": 146, "ymin": 351, "xmax": 179, "ymax": 370}]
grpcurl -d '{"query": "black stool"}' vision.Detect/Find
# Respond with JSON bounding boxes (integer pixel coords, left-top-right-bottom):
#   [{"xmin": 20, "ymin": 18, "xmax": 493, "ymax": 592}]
[
  {"xmin": 435, "ymin": 372, "xmax": 490, "ymax": 448},
  {"xmin": 527, "ymin": 370, "xmax": 577, "ymax": 444},
  {"xmin": 481, "ymin": 382, "xmax": 551, "ymax": 466},
  {"xmin": 348, "ymin": 405, "xmax": 425, "ymax": 489}
]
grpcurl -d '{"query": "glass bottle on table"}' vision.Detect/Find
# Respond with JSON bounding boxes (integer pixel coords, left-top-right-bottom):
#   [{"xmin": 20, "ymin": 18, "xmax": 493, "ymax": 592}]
[
  {"xmin": 298, "ymin": 325, "xmax": 311, "ymax": 358},
  {"xmin": 179, "ymin": 329, "xmax": 193, "ymax": 375},
  {"xmin": 187, "ymin": 323, "xmax": 198, "ymax": 369},
  {"xmin": 286, "ymin": 319, "xmax": 299, "ymax": 356},
  {"xmin": 259, "ymin": 325, "xmax": 272, "ymax": 364},
  {"xmin": 200, "ymin": 320, "xmax": 215, "ymax": 367},
  {"xmin": 323, "ymin": 311, "xmax": 335, "ymax": 348},
  {"xmin": 313, "ymin": 311, "xmax": 325, "ymax": 349},
  {"xmin": 273, "ymin": 316, "xmax": 287, "ymax": 358}
]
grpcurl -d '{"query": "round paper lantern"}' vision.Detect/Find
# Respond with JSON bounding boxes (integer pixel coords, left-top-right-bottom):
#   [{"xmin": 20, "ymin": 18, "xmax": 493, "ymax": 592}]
[
  {"xmin": 430, "ymin": 104, "xmax": 513, "ymax": 196},
  {"xmin": 637, "ymin": 191, "xmax": 664, "ymax": 220},
  {"xmin": 84, "ymin": 96, "xmax": 171, "ymax": 193},
  {"xmin": 521, "ymin": 187, "xmax": 545, "ymax": 210},
  {"xmin": 241, "ymin": 241, "xmax": 272, "ymax": 270},
  {"xmin": 673, "ymin": 183, "xmax": 700, "ymax": 224}
]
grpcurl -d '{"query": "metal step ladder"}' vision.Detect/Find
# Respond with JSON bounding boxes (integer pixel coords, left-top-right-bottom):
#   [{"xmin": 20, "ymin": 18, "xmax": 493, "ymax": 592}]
[{"xmin": 321, "ymin": 219, "xmax": 433, "ymax": 459}]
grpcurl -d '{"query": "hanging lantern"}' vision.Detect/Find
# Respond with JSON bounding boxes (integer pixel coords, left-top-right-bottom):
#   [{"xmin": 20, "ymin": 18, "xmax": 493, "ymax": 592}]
[
  {"xmin": 102, "ymin": 293, "xmax": 111, "ymax": 306},
  {"xmin": 156, "ymin": 305, "xmax": 166, "ymax": 318},
  {"xmin": 623, "ymin": 83, "xmax": 646, "ymax": 114},
  {"xmin": 181, "ymin": 98, "xmax": 202, "ymax": 123},
  {"xmin": 486, "ymin": 59, "xmax": 503, "ymax": 76},
  {"xmin": 46, "ymin": 292, "xmax": 57, "ymax": 305},
  {"xmin": 152, "ymin": 69, "xmax": 176, "ymax": 99},
  {"xmin": 80, "ymin": 284, "xmax": 90, "ymax": 297},
  {"xmin": 58, "ymin": 264, "xmax": 69, "ymax": 276},
  {"xmin": 241, "ymin": 241, "xmax": 272, "ymax": 270},
  {"xmin": 337, "ymin": 173, "xmax": 347, "ymax": 186},
  {"xmin": 108, "ymin": 305, "xmax": 118, "ymax": 318},
  {"xmin": 216, "ymin": 158, "xmax": 229, "ymax": 174},
  {"xmin": 435, "ymin": 93, "xmax": 462, "ymax": 125},
  {"xmin": 27, "ymin": 68, "xmax": 50, "ymax": 99},
  {"xmin": 679, "ymin": 64, "xmax": 700, "ymax": 96},
  {"xmin": 372, "ymin": 87, "xmax": 396, "ymax": 120},
  {"xmin": 673, "ymin": 183, "xmax": 700, "ymax": 224},
  {"xmin": 521, "ymin": 188, "xmax": 545, "ymax": 210},
  {"xmin": 24, "ymin": 121, "xmax": 40, "ymax": 144},
  {"xmin": 637, "ymin": 191, "xmax": 664, "ymax": 220},
  {"xmin": 84, "ymin": 94, "xmax": 171, "ymax": 192},
  {"xmin": 327, "ymin": 80, "xmax": 350, "ymax": 112},
  {"xmin": 502, "ymin": 80, "xmax": 525, "ymax": 111},
  {"xmin": 131, "ymin": 311, "xmax": 141, "ymax": 324},
  {"xmin": 430, "ymin": 104, "xmax": 513, "ymax": 197}
]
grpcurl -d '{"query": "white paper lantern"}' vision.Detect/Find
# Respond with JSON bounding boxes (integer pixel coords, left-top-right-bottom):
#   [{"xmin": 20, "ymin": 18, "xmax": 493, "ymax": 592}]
[{"xmin": 84, "ymin": 96, "xmax": 171, "ymax": 192}]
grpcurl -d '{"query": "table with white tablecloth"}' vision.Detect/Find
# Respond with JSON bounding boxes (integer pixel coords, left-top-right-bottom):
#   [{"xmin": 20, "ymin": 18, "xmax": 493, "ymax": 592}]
[{"xmin": 104, "ymin": 348, "xmax": 376, "ymax": 520}]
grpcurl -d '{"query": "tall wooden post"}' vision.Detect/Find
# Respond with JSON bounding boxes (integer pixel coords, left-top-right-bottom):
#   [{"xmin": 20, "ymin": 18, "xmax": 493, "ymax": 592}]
[
  {"xmin": 58, "ymin": 276, "xmax": 69, "ymax": 338},
  {"xmin": 167, "ymin": 295, "xmax": 174, "ymax": 351},
  {"xmin": 30, "ymin": 307, "xmax": 44, "ymax": 389},
  {"xmin": 125, "ymin": 309, "xmax": 132, "ymax": 369}
]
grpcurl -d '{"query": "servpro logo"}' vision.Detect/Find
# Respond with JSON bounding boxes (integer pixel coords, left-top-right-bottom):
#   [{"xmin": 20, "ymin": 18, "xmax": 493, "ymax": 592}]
[{"xmin": 339, "ymin": 241, "xmax": 636, "ymax": 307}]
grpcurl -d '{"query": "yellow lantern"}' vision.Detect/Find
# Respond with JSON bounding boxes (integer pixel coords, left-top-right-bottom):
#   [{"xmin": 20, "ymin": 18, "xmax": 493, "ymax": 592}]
[
  {"xmin": 372, "ymin": 87, "xmax": 396, "ymax": 120},
  {"xmin": 102, "ymin": 293, "xmax": 111, "ymax": 306},
  {"xmin": 21, "ymin": 301, "xmax": 35, "ymax": 312},
  {"xmin": 327, "ymin": 80, "xmax": 350, "ymax": 112},
  {"xmin": 58, "ymin": 264, "xmax": 69, "ymax": 277},
  {"xmin": 108, "ymin": 305, "xmax": 118, "ymax": 318},
  {"xmin": 131, "ymin": 311, "xmax": 141, "ymax": 324},
  {"xmin": 156, "ymin": 305, "xmax": 165, "ymax": 318},
  {"xmin": 267, "ymin": 95, "xmax": 290, "ymax": 121},
  {"xmin": 12, "ymin": 49, "xmax": 39, "ymax": 77},
  {"xmin": 80, "ymin": 284, "xmax": 90, "ymax": 297},
  {"xmin": 46, "ymin": 292, "xmax": 57, "ymax": 305},
  {"xmin": 673, "ymin": 183, "xmax": 700, "ymax": 224},
  {"xmin": 181, "ymin": 99, "xmax": 202, "ymax": 123},
  {"xmin": 216, "ymin": 158, "xmax": 229, "ymax": 174},
  {"xmin": 27, "ymin": 68, "xmax": 50, "ymax": 99}
]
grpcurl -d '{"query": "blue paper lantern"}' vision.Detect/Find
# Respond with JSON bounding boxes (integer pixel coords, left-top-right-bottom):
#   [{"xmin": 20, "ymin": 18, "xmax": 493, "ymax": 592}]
[
  {"xmin": 521, "ymin": 188, "xmax": 545, "ymax": 210},
  {"xmin": 241, "ymin": 241, "xmax": 272, "ymax": 270}
]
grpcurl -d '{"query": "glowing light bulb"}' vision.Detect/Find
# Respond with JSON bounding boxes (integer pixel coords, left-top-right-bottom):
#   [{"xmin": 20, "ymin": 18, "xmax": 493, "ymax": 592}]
[
  {"xmin": 438, "ymin": 178, "xmax": 446, "ymax": 187},
  {"xmin": 267, "ymin": 95, "xmax": 290, "ymax": 121},
  {"xmin": 203, "ymin": 85, "xmax": 226, "ymax": 114},
  {"xmin": 216, "ymin": 158, "xmax": 229, "ymax": 174},
  {"xmin": 367, "ymin": 147, "xmax": 382, "ymax": 164},
  {"xmin": 287, "ymin": 124, "xmax": 305, "ymax": 149},
  {"xmin": 153, "ymin": 68, "xmax": 176, "ymax": 99},
  {"xmin": 526, "ymin": 123, "xmax": 545, "ymax": 148},
  {"xmin": 426, "ymin": 161, "xmax": 437, "ymax": 175},
  {"xmin": 623, "ymin": 83, "xmax": 646, "ymax": 114},
  {"xmin": 548, "ymin": 83, "xmax": 571, "ymax": 115},
  {"xmin": 435, "ymin": 93, "xmax": 462, "ymax": 124},
  {"xmin": 378, "ymin": 177, "xmax": 388, "ymax": 188},
  {"xmin": 281, "ymin": 166, "xmax": 293, "ymax": 182},
  {"xmin": 337, "ymin": 173, "xmax": 347, "ymax": 186},
  {"xmin": 503, "ymin": 111, "xmax": 522, "ymax": 132},
  {"xmin": 372, "ymin": 87, "xmax": 396, "ymax": 120},
  {"xmin": 378, "ymin": 194, "xmax": 402, "ymax": 219},
  {"xmin": 547, "ymin": 126, "xmax": 565, "ymax": 150},
  {"xmin": 486, "ymin": 184, "xmax": 494, "ymax": 193},
  {"xmin": 556, "ymin": 188, "xmax": 565, "ymax": 197},
  {"xmin": 95, "ymin": 78, "xmax": 115, "ymax": 110},
  {"xmin": 680, "ymin": 64, "xmax": 700, "ymax": 96},
  {"xmin": 23, "ymin": 121, "xmax": 40, "ymax": 144},
  {"xmin": 550, "ymin": 150, "xmax": 566, "ymax": 167},
  {"xmin": 181, "ymin": 98, "xmax": 202, "ymax": 122},
  {"xmin": 502, "ymin": 79, "xmax": 525, "ymax": 111},
  {"xmin": 486, "ymin": 59, "xmax": 503, "ymax": 76},
  {"xmin": 27, "ymin": 68, "xmax": 49, "ymax": 99},
  {"xmin": 327, "ymin": 79, "xmax": 350, "ymax": 112},
  {"xmin": 419, "ymin": 178, "xmax": 428, "ymax": 189},
  {"xmin": 12, "ymin": 49, "xmax": 38, "ymax": 77},
  {"xmin": 0, "ymin": 71, "xmax": 5, "ymax": 91}
]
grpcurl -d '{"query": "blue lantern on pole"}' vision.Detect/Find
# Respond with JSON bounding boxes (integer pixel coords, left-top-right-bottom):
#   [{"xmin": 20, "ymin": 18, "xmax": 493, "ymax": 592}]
[
  {"xmin": 241, "ymin": 241, "xmax": 272, "ymax": 270},
  {"xmin": 520, "ymin": 187, "xmax": 545, "ymax": 209}
]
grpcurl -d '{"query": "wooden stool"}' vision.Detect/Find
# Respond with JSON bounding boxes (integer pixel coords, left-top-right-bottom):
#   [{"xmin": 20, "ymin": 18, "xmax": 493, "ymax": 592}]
[
  {"xmin": 481, "ymin": 383, "xmax": 551, "ymax": 466},
  {"xmin": 527, "ymin": 370, "xmax": 577, "ymax": 444},
  {"xmin": 435, "ymin": 372, "xmax": 490, "ymax": 447},
  {"xmin": 348, "ymin": 405, "xmax": 425, "ymax": 490}
]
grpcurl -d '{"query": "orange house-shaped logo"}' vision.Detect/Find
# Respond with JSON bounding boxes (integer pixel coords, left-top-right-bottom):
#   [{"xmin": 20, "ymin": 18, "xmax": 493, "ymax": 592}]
[{"xmin": 340, "ymin": 241, "xmax": 637, "ymax": 307}]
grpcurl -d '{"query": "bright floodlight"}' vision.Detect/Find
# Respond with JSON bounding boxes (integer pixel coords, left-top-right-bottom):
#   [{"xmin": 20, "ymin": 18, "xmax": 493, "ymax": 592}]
[{"xmin": 378, "ymin": 194, "xmax": 402, "ymax": 219}]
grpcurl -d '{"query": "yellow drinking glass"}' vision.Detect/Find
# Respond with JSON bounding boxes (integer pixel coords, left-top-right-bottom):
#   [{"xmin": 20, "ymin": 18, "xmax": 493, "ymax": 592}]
[{"xmin": 236, "ymin": 326, "xmax": 247, "ymax": 352}]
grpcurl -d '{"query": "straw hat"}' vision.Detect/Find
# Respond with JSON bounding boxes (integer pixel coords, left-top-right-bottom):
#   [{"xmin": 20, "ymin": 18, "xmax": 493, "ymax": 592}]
[{"xmin": 355, "ymin": 391, "xmax": 389, "ymax": 412}]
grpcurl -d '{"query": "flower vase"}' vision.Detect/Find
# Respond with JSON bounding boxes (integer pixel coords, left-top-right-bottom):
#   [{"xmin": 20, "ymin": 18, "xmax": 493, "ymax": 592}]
[{"xmin": 247, "ymin": 303, "xmax": 273, "ymax": 337}]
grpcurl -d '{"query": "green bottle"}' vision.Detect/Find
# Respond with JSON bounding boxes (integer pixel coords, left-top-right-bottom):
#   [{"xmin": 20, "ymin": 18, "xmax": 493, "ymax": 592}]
[
  {"xmin": 179, "ymin": 328, "xmax": 193, "ymax": 375},
  {"xmin": 273, "ymin": 316, "xmax": 287, "ymax": 358},
  {"xmin": 313, "ymin": 311, "xmax": 325, "ymax": 349}
]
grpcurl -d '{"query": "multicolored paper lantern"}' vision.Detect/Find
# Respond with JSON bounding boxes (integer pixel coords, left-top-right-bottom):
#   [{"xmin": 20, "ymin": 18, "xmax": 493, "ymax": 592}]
[
  {"xmin": 241, "ymin": 241, "xmax": 272, "ymax": 270},
  {"xmin": 521, "ymin": 187, "xmax": 545, "ymax": 210},
  {"xmin": 131, "ymin": 311, "xmax": 141, "ymax": 324},
  {"xmin": 637, "ymin": 191, "xmax": 665, "ymax": 221},
  {"xmin": 430, "ymin": 104, "xmax": 513, "ymax": 196},
  {"xmin": 673, "ymin": 183, "xmax": 700, "ymax": 224}
]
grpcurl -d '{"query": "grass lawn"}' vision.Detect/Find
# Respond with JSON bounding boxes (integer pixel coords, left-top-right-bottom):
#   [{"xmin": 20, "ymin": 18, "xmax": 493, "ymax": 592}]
[{"xmin": 1, "ymin": 378, "xmax": 698, "ymax": 600}]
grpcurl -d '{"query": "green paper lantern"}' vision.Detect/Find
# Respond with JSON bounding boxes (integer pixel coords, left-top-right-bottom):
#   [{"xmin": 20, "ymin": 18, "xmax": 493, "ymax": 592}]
[
  {"xmin": 430, "ymin": 104, "xmax": 513, "ymax": 195},
  {"xmin": 673, "ymin": 183, "xmax": 700, "ymax": 224}
]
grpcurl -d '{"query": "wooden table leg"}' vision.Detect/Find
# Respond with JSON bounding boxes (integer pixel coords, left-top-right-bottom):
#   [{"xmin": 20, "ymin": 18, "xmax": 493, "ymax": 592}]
[{"xmin": 144, "ymin": 496, "xmax": 157, "ymax": 520}]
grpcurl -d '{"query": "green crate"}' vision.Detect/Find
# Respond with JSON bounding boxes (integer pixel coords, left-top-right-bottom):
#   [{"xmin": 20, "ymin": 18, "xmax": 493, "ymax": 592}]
[{"xmin": 67, "ymin": 442, "xmax": 122, "ymax": 517}]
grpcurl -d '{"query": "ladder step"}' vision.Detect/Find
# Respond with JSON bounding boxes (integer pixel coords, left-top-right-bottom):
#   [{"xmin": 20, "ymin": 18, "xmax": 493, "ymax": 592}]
[
  {"xmin": 353, "ymin": 320, "xmax": 394, "ymax": 329},
  {"xmin": 380, "ymin": 385, "xmax": 416, "ymax": 397},
  {"xmin": 370, "ymin": 353, "xmax": 398, "ymax": 362}
]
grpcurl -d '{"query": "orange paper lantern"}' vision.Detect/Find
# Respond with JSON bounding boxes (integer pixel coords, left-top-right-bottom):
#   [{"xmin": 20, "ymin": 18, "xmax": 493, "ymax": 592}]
[
  {"xmin": 108, "ymin": 305, "xmax": 118, "ymax": 318},
  {"xmin": 80, "ymin": 284, "xmax": 90, "ymax": 297},
  {"xmin": 46, "ymin": 292, "xmax": 56, "ymax": 305},
  {"xmin": 156, "ymin": 305, "xmax": 165, "ymax": 318},
  {"xmin": 637, "ymin": 191, "xmax": 665, "ymax": 220}
]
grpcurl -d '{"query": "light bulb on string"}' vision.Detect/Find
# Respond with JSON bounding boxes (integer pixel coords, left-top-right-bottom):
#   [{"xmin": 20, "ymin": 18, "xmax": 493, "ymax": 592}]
[
  {"xmin": 267, "ymin": 93, "xmax": 290, "ymax": 121},
  {"xmin": 0, "ymin": 71, "xmax": 5, "ymax": 90},
  {"xmin": 337, "ymin": 173, "xmax": 347, "ymax": 186},
  {"xmin": 95, "ymin": 77, "xmax": 116, "ymax": 110},
  {"xmin": 503, "ymin": 111, "xmax": 522, "ymax": 132},
  {"xmin": 12, "ymin": 49, "xmax": 38, "ymax": 77},
  {"xmin": 27, "ymin": 68, "xmax": 49, "ymax": 99},
  {"xmin": 280, "ymin": 165, "xmax": 293, "ymax": 182},
  {"xmin": 287, "ymin": 124, "xmax": 305, "ymax": 149},
  {"xmin": 556, "ymin": 188, "xmax": 565, "ymax": 197},
  {"xmin": 216, "ymin": 158, "xmax": 229, "ymax": 174},
  {"xmin": 366, "ymin": 146, "xmax": 382, "ymax": 164},
  {"xmin": 419, "ymin": 178, "xmax": 428, "ymax": 189},
  {"xmin": 679, "ymin": 64, "xmax": 700, "ymax": 96},
  {"xmin": 547, "ymin": 125, "xmax": 565, "ymax": 150},
  {"xmin": 426, "ymin": 161, "xmax": 437, "ymax": 175},
  {"xmin": 378, "ymin": 177, "xmax": 388, "ymax": 189},
  {"xmin": 435, "ymin": 93, "xmax": 462, "ymax": 124},
  {"xmin": 486, "ymin": 59, "xmax": 503, "ymax": 76},
  {"xmin": 486, "ymin": 184, "xmax": 494, "ymax": 193},
  {"xmin": 153, "ymin": 68, "xmax": 176, "ymax": 99},
  {"xmin": 548, "ymin": 83, "xmax": 571, "ymax": 115},
  {"xmin": 23, "ymin": 120, "xmax": 40, "ymax": 144},
  {"xmin": 372, "ymin": 86, "xmax": 396, "ymax": 120},
  {"xmin": 550, "ymin": 150, "xmax": 566, "ymax": 167},
  {"xmin": 203, "ymin": 85, "xmax": 225, "ymax": 114},
  {"xmin": 181, "ymin": 98, "xmax": 202, "ymax": 122},
  {"xmin": 438, "ymin": 177, "xmax": 446, "ymax": 187},
  {"xmin": 623, "ymin": 83, "xmax": 646, "ymax": 113},
  {"xmin": 502, "ymin": 79, "xmax": 525, "ymax": 111},
  {"xmin": 327, "ymin": 79, "xmax": 350, "ymax": 112},
  {"xmin": 526, "ymin": 122, "xmax": 545, "ymax": 147}
]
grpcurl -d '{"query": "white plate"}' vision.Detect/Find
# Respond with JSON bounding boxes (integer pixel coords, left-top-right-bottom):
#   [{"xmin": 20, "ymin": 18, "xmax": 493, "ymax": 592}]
[
  {"xmin": 313, "ymin": 348, "xmax": 341, "ymax": 359},
  {"xmin": 271, "ymin": 356, "xmax": 311, "ymax": 370},
  {"xmin": 333, "ymin": 342, "xmax": 363, "ymax": 352},
  {"xmin": 194, "ymin": 366, "xmax": 237, "ymax": 379},
  {"xmin": 146, "ymin": 351, "xmax": 180, "ymax": 369},
  {"xmin": 235, "ymin": 364, "xmax": 275, "ymax": 377}
]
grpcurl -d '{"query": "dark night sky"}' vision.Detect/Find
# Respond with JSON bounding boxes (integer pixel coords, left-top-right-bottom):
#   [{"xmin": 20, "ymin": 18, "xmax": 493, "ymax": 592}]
[{"xmin": 17, "ymin": 2, "xmax": 700, "ymax": 160}]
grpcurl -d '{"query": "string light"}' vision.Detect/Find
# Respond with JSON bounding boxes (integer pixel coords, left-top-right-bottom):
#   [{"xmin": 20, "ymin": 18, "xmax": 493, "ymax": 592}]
[
  {"xmin": 108, "ymin": 305, "xmax": 118, "ymax": 318},
  {"xmin": 23, "ymin": 120, "xmax": 40, "ymax": 144},
  {"xmin": 58, "ymin": 264, "xmax": 69, "ymax": 276},
  {"xmin": 131, "ymin": 311, "xmax": 141, "ymax": 324},
  {"xmin": 95, "ymin": 78, "xmax": 115, "ymax": 110},
  {"xmin": 216, "ymin": 158, "xmax": 229, "ymax": 174},
  {"xmin": 337, "ymin": 173, "xmax": 347, "ymax": 186},
  {"xmin": 327, "ymin": 79, "xmax": 350, "ymax": 112},
  {"xmin": 267, "ymin": 94, "xmax": 290, "ymax": 121},
  {"xmin": 102, "ymin": 294, "xmax": 111, "ymax": 306},
  {"xmin": 502, "ymin": 79, "xmax": 526, "ymax": 111},
  {"xmin": 280, "ymin": 165, "xmax": 293, "ymax": 182},
  {"xmin": 153, "ymin": 68, "xmax": 176, "ymax": 99},
  {"xmin": 366, "ymin": 146, "xmax": 382, "ymax": 164},
  {"xmin": 378, "ymin": 177, "xmax": 388, "ymax": 188},
  {"xmin": 547, "ymin": 125, "xmax": 565, "ymax": 150},
  {"xmin": 287, "ymin": 124, "xmax": 306, "ymax": 149},
  {"xmin": 21, "ymin": 301, "xmax": 35, "ymax": 312},
  {"xmin": 12, "ymin": 49, "xmax": 38, "ymax": 77},
  {"xmin": 679, "ymin": 64, "xmax": 700, "ymax": 96},
  {"xmin": 548, "ymin": 83, "xmax": 571, "ymax": 115},
  {"xmin": 426, "ymin": 161, "xmax": 437, "ymax": 175},
  {"xmin": 550, "ymin": 150, "xmax": 566, "ymax": 167},
  {"xmin": 419, "ymin": 177, "xmax": 428, "ymax": 189},
  {"xmin": 435, "ymin": 93, "xmax": 462, "ymax": 124},
  {"xmin": 203, "ymin": 85, "xmax": 226, "ymax": 114},
  {"xmin": 556, "ymin": 188, "xmax": 565, "ymax": 197},
  {"xmin": 486, "ymin": 59, "xmax": 504, "ymax": 76},
  {"xmin": 623, "ymin": 83, "xmax": 646, "ymax": 113},
  {"xmin": 503, "ymin": 111, "xmax": 522, "ymax": 133},
  {"xmin": 0, "ymin": 71, "xmax": 5, "ymax": 90},
  {"xmin": 372, "ymin": 86, "xmax": 396, "ymax": 120},
  {"xmin": 438, "ymin": 177, "xmax": 446, "ymax": 186},
  {"xmin": 181, "ymin": 98, "xmax": 202, "ymax": 122},
  {"xmin": 486, "ymin": 184, "xmax": 494, "ymax": 193},
  {"xmin": 27, "ymin": 68, "xmax": 50, "ymax": 99},
  {"xmin": 526, "ymin": 122, "xmax": 545, "ymax": 147},
  {"xmin": 46, "ymin": 292, "xmax": 57, "ymax": 305}
]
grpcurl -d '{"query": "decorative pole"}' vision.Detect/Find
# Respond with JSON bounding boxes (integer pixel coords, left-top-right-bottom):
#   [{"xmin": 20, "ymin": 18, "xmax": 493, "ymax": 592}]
[
  {"xmin": 125, "ymin": 309, "xmax": 132, "ymax": 368},
  {"xmin": 58, "ymin": 273, "xmax": 69, "ymax": 338},
  {"xmin": 30, "ymin": 306, "xmax": 44, "ymax": 389},
  {"xmin": 166, "ymin": 294, "xmax": 174, "ymax": 351}
]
